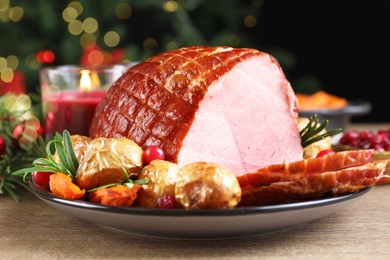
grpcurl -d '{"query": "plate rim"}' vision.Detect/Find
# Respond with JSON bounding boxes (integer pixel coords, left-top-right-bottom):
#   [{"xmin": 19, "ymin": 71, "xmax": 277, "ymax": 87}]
[{"xmin": 29, "ymin": 177, "xmax": 374, "ymax": 217}]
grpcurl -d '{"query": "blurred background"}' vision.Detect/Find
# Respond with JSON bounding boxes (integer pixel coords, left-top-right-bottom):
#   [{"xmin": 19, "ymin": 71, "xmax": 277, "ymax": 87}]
[{"xmin": 1, "ymin": 0, "xmax": 389, "ymax": 122}]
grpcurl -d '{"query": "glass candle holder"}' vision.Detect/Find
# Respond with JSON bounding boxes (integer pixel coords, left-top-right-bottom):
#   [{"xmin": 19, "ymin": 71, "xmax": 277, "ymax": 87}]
[{"xmin": 39, "ymin": 65, "xmax": 127, "ymax": 140}]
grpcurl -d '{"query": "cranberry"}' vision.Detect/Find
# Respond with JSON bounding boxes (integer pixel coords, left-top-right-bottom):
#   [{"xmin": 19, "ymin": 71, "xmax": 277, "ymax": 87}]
[
  {"xmin": 157, "ymin": 194, "xmax": 177, "ymax": 209},
  {"xmin": 316, "ymin": 149, "xmax": 335, "ymax": 158},
  {"xmin": 32, "ymin": 171, "xmax": 53, "ymax": 187},
  {"xmin": 143, "ymin": 146, "xmax": 165, "ymax": 164},
  {"xmin": 338, "ymin": 128, "xmax": 390, "ymax": 151}
]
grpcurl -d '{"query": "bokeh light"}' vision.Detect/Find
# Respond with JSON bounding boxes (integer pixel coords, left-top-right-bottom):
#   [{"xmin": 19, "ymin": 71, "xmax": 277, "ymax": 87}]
[
  {"xmin": 9, "ymin": 6, "xmax": 23, "ymax": 22},
  {"xmin": 143, "ymin": 37, "xmax": 158, "ymax": 52},
  {"xmin": 25, "ymin": 54, "xmax": 40, "ymax": 70},
  {"xmin": 80, "ymin": 33, "xmax": 97, "ymax": 47},
  {"xmin": 0, "ymin": 57, "xmax": 6, "ymax": 71},
  {"xmin": 0, "ymin": 67, "xmax": 12, "ymax": 82},
  {"xmin": 228, "ymin": 34, "xmax": 240, "ymax": 46},
  {"xmin": 37, "ymin": 50, "xmax": 55, "ymax": 64},
  {"xmin": 82, "ymin": 17, "xmax": 98, "ymax": 34},
  {"xmin": 6, "ymin": 55, "xmax": 18, "ymax": 70},
  {"xmin": 104, "ymin": 31, "xmax": 120, "ymax": 47},
  {"xmin": 164, "ymin": 1, "xmax": 178, "ymax": 13},
  {"xmin": 68, "ymin": 1, "xmax": 83, "ymax": 16},
  {"xmin": 115, "ymin": 3, "xmax": 132, "ymax": 19},
  {"xmin": 0, "ymin": 0, "xmax": 9, "ymax": 12},
  {"xmin": 68, "ymin": 19, "xmax": 83, "ymax": 35},
  {"xmin": 86, "ymin": 49, "xmax": 104, "ymax": 66},
  {"xmin": 63, "ymin": 7, "xmax": 78, "ymax": 22},
  {"xmin": 244, "ymin": 15, "xmax": 257, "ymax": 28}
]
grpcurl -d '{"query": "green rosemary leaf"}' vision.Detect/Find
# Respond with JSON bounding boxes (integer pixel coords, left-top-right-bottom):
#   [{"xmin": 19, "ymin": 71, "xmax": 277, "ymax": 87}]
[
  {"xmin": 63, "ymin": 130, "xmax": 78, "ymax": 174},
  {"xmin": 133, "ymin": 179, "xmax": 150, "ymax": 185},
  {"xmin": 45, "ymin": 139, "xmax": 57, "ymax": 163},
  {"xmin": 300, "ymin": 114, "xmax": 318, "ymax": 141},
  {"xmin": 7, "ymin": 176, "xmax": 30, "ymax": 191},
  {"xmin": 0, "ymin": 178, "xmax": 4, "ymax": 194},
  {"xmin": 11, "ymin": 165, "xmax": 58, "ymax": 178},
  {"xmin": 121, "ymin": 167, "xmax": 130, "ymax": 181},
  {"xmin": 53, "ymin": 139, "xmax": 73, "ymax": 176},
  {"xmin": 86, "ymin": 168, "xmax": 150, "ymax": 193},
  {"xmin": 32, "ymin": 158, "xmax": 56, "ymax": 167},
  {"xmin": 87, "ymin": 182, "xmax": 123, "ymax": 192},
  {"xmin": 300, "ymin": 114, "xmax": 342, "ymax": 148}
]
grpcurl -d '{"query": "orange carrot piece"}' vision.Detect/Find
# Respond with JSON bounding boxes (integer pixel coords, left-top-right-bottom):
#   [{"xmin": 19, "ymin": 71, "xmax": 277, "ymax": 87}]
[
  {"xmin": 49, "ymin": 173, "xmax": 86, "ymax": 200},
  {"xmin": 88, "ymin": 184, "xmax": 140, "ymax": 207}
]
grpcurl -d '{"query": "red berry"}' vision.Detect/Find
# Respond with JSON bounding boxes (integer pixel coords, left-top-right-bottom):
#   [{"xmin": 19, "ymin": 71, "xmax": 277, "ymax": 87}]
[
  {"xmin": 316, "ymin": 149, "xmax": 335, "ymax": 158},
  {"xmin": 0, "ymin": 136, "xmax": 6, "ymax": 155},
  {"xmin": 157, "ymin": 194, "xmax": 177, "ymax": 209},
  {"xmin": 13, "ymin": 124, "xmax": 25, "ymax": 139},
  {"xmin": 37, "ymin": 125, "xmax": 45, "ymax": 137},
  {"xmin": 143, "ymin": 146, "xmax": 165, "ymax": 164},
  {"xmin": 32, "ymin": 171, "xmax": 53, "ymax": 187}
]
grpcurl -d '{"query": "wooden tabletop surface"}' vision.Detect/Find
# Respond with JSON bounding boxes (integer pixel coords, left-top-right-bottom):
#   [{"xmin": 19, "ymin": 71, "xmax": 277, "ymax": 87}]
[{"xmin": 1, "ymin": 123, "xmax": 390, "ymax": 259}]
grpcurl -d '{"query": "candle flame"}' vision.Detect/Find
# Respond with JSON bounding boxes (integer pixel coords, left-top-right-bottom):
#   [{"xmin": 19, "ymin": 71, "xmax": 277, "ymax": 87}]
[{"xmin": 80, "ymin": 70, "xmax": 93, "ymax": 91}]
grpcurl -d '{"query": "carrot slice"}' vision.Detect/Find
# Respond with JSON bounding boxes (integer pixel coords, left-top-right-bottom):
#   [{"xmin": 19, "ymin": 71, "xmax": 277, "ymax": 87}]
[
  {"xmin": 49, "ymin": 173, "xmax": 86, "ymax": 200},
  {"xmin": 88, "ymin": 184, "xmax": 140, "ymax": 207}
]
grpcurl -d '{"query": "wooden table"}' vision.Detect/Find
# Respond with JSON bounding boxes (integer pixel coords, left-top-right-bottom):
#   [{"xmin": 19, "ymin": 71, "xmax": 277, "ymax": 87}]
[{"xmin": 1, "ymin": 123, "xmax": 390, "ymax": 259}]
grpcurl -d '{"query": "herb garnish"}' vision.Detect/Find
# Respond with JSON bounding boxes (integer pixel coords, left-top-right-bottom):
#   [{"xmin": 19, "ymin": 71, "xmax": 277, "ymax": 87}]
[
  {"xmin": 300, "ymin": 114, "xmax": 342, "ymax": 148},
  {"xmin": 12, "ymin": 130, "xmax": 78, "ymax": 181},
  {"xmin": 12, "ymin": 130, "xmax": 149, "ymax": 193}
]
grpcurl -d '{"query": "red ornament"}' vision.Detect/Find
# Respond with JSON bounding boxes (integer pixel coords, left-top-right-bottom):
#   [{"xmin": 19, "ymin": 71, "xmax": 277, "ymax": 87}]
[
  {"xmin": 0, "ymin": 136, "xmax": 6, "ymax": 155},
  {"xmin": 37, "ymin": 50, "xmax": 56, "ymax": 64},
  {"xmin": 13, "ymin": 124, "xmax": 24, "ymax": 140},
  {"xmin": 0, "ymin": 70, "xmax": 27, "ymax": 95},
  {"xmin": 37, "ymin": 125, "xmax": 45, "ymax": 137},
  {"xmin": 12, "ymin": 124, "xmax": 25, "ymax": 149}
]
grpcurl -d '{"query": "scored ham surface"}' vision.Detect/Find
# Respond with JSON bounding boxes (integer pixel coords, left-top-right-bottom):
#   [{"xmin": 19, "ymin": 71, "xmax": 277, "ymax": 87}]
[{"xmin": 89, "ymin": 46, "xmax": 304, "ymax": 176}]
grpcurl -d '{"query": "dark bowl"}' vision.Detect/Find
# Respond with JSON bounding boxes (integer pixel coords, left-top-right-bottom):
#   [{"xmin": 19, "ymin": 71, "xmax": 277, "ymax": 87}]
[{"xmin": 298, "ymin": 100, "xmax": 372, "ymax": 131}]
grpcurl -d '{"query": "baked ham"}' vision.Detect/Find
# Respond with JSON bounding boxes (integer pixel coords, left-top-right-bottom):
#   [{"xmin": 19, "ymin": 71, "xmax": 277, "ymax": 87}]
[{"xmin": 89, "ymin": 46, "xmax": 304, "ymax": 176}]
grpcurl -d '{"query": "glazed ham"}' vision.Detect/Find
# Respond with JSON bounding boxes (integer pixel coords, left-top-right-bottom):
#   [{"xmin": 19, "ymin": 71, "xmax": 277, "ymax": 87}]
[{"xmin": 89, "ymin": 46, "xmax": 304, "ymax": 176}]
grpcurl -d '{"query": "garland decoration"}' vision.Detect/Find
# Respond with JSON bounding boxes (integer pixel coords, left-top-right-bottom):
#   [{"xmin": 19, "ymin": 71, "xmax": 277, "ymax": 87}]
[{"xmin": 0, "ymin": 93, "xmax": 47, "ymax": 202}]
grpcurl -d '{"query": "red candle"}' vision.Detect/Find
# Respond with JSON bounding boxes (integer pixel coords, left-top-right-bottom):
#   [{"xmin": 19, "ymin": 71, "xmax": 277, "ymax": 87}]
[{"xmin": 44, "ymin": 89, "xmax": 106, "ymax": 138}]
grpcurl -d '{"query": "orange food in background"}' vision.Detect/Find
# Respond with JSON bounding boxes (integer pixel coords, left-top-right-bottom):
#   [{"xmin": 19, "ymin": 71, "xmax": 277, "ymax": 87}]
[
  {"xmin": 296, "ymin": 90, "xmax": 348, "ymax": 110},
  {"xmin": 49, "ymin": 173, "xmax": 86, "ymax": 200}
]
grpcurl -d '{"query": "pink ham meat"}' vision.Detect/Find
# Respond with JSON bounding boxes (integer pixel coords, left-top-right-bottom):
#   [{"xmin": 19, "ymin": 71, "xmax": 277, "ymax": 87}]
[{"xmin": 89, "ymin": 46, "xmax": 304, "ymax": 176}]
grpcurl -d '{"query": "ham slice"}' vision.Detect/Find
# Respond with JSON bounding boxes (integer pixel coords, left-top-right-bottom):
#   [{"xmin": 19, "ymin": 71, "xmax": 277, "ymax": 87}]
[{"xmin": 89, "ymin": 46, "xmax": 304, "ymax": 176}]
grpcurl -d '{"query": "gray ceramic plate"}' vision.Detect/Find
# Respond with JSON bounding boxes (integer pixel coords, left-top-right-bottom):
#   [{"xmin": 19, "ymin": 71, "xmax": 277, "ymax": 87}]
[
  {"xmin": 299, "ymin": 100, "xmax": 372, "ymax": 130},
  {"xmin": 29, "ymin": 177, "xmax": 373, "ymax": 240}
]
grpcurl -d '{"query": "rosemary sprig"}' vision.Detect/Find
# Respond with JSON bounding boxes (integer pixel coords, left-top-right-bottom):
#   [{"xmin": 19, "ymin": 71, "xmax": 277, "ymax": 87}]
[
  {"xmin": 0, "ymin": 155, "xmax": 31, "ymax": 202},
  {"xmin": 12, "ymin": 133, "xmax": 149, "ymax": 195},
  {"xmin": 0, "ymin": 93, "xmax": 47, "ymax": 201},
  {"xmin": 300, "ymin": 114, "xmax": 342, "ymax": 148},
  {"xmin": 11, "ymin": 130, "xmax": 78, "ymax": 181},
  {"xmin": 87, "ymin": 167, "xmax": 149, "ymax": 193}
]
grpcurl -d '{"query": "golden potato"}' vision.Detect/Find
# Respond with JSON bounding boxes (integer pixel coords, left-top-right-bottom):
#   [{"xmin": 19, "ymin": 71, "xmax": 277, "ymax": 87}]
[
  {"xmin": 134, "ymin": 160, "xmax": 180, "ymax": 208},
  {"xmin": 175, "ymin": 162, "xmax": 241, "ymax": 209},
  {"xmin": 76, "ymin": 137, "xmax": 143, "ymax": 190}
]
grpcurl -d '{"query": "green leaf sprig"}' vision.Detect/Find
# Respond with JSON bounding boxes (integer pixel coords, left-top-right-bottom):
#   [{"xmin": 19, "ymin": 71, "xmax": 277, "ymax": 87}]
[
  {"xmin": 87, "ymin": 167, "xmax": 149, "ymax": 193},
  {"xmin": 11, "ymin": 130, "xmax": 79, "ymax": 181},
  {"xmin": 12, "ymin": 132, "xmax": 149, "ymax": 194},
  {"xmin": 300, "ymin": 114, "xmax": 342, "ymax": 148}
]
